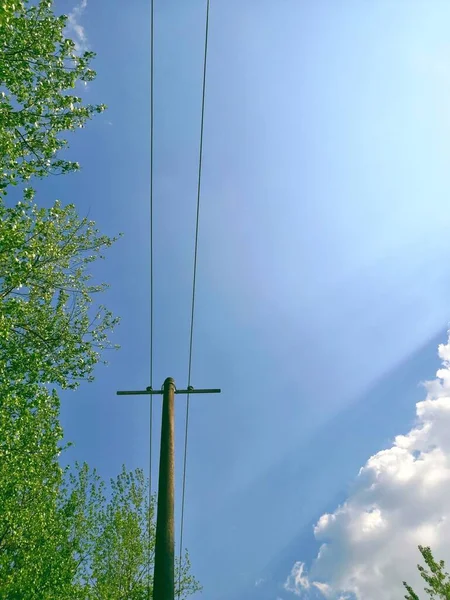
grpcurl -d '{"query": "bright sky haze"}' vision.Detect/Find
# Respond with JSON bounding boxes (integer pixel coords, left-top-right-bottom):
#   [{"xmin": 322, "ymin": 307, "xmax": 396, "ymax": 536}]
[{"xmin": 39, "ymin": 1, "xmax": 450, "ymax": 598}]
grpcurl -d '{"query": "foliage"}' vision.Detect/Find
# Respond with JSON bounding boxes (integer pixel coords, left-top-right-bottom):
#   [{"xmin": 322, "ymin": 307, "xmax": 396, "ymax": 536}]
[
  {"xmin": 0, "ymin": 0, "xmax": 106, "ymax": 191},
  {"xmin": 1, "ymin": 418, "xmax": 202, "ymax": 599},
  {"xmin": 0, "ymin": 188, "xmax": 120, "ymax": 391},
  {"xmin": 404, "ymin": 546, "xmax": 450, "ymax": 600},
  {"xmin": 60, "ymin": 463, "xmax": 202, "ymax": 600},
  {"xmin": 0, "ymin": 191, "xmax": 121, "ymax": 597},
  {"xmin": 0, "ymin": 384, "xmax": 77, "ymax": 598},
  {"xmin": 0, "ymin": 1, "xmax": 117, "ymax": 391}
]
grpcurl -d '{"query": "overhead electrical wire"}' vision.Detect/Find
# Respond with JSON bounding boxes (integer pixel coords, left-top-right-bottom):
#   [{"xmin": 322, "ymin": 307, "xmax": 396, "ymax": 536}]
[
  {"xmin": 144, "ymin": 0, "xmax": 211, "ymax": 594},
  {"xmin": 178, "ymin": 0, "xmax": 211, "ymax": 596},
  {"xmin": 148, "ymin": 0, "xmax": 155, "ymax": 597}
]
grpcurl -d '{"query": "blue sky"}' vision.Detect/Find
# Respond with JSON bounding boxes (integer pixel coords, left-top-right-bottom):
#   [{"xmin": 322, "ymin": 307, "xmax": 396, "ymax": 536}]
[{"xmin": 37, "ymin": 0, "xmax": 450, "ymax": 598}]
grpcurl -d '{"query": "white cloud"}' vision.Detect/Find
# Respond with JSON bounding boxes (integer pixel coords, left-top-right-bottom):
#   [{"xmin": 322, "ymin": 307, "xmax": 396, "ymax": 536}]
[
  {"xmin": 287, "ymin": 332, "xmax": 450, "ymax": 600},
  {"xmin": 285, "ymin": 562, "xmax": 311, "ymax": 595},
  {"xmin": 66, "ymin": 0, "xmax": 89, "ymax": 54},
  {"xmin": 285, "ymin": 563, "xmax": 332, "ymax": 598}
]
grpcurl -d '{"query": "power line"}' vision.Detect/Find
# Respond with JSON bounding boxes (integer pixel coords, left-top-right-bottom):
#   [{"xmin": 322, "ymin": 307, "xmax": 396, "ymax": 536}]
[
  {"xmin": 148, "ymin": 0, "xmax": 155, "ymax": 597},
  {"xmin": 178, "ymin": 0, "xmax": 211, "ymax": 595}
]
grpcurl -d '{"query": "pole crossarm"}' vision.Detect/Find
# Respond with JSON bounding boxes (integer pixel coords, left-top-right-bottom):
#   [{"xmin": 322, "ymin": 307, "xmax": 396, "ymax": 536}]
[{"xmin": 116, "ymin": 387, "xmax": 221, "ymax": 396}]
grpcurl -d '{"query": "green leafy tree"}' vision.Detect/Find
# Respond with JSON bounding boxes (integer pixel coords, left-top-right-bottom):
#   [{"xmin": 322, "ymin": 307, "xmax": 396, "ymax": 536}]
[
  {"xmin": 0, "ymin": 188, "xmax": 120, "ymax": 391},
  {"xmin": 404, "ymin": 546, "xmax": 450, "ymax": 600},
  {"xmin": 0, "ymin": 1, "xmax": 116, "ymax": 392},
  {"xmin": 60, "ymin": 463, "xmax": 202, "ymax": 600},
  {"xmin": 0, "ymin": 192, "xmax": 120, "ymax": 595},
  {"xmin": 0, "ymin": 384, "xmax": 77, "ymax": 598},
  {"xmin": 0, "ymin": 0, "xmax": 106, "ymax": 191},
  {"xmin": 0, "ymin": 416, "xmax": 202, "ymax": 599}
]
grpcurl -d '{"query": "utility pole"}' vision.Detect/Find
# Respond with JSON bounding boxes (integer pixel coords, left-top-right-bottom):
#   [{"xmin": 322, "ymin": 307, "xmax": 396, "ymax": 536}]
[
  {"xmin": 117, "ymin": 379, "xmax": 220, "ymax": 600},
  {"xmin": 154, "ymin": 377, "xmax": 175, "ymax": 599}
]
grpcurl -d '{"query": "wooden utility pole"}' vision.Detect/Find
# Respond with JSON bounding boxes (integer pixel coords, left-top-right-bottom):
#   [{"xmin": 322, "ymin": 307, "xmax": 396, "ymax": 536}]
[
  {"xmin": 154, "ymin": 377, "xmax": 175, "ymax": 600},
  {"xmin": 117, "ymin": 379, "xmax": 220, "ymax": 600}
]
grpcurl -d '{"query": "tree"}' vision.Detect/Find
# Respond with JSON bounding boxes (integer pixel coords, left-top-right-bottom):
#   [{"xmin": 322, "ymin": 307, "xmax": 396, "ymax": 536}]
[
  {"xmin": 0, "ymin": 188, "xmax": 120, "ymax": 392},
  {"xmin": 404, "ymin": 546, "xmax": 450, "ymax": 600},
  {"xmin": 0, "ymin": 192, "xmax": 120, "ymax": 595},
  {"xmin": 0, "ymin": 384, "xmax": 77, "ymax": 599},
  {"xmin": 0, "ymin": 419, "xmax": 202, "ymax": 599},
  {"xmin": 0, "ymin": 0, "xmax": 106, "ymax": 191},
  {"xmin": 61, "ymin": 463, "xmax": 202, "ymax": 600},
  {"xmin": 0, "ymin": 1, "xmax": 116, "ymax": 392}
]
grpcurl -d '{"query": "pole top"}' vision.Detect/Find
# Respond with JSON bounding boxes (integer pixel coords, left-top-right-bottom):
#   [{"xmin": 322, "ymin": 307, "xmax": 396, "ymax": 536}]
[{"xmin": 164, "ymin": 377, "xmax": 176, "ymax": 388}]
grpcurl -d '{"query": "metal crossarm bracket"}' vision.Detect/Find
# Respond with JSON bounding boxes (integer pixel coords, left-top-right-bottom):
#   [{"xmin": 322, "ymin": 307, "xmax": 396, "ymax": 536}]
[{"xmin": 117, "ymin": 387, "xmax": 221, "ymax": 396}]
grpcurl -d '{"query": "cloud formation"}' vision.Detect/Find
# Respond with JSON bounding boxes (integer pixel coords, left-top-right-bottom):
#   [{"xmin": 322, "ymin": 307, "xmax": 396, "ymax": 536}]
[
  {"xmin": 66, "ymin": 0, "xmax": 89, "ymax": 54},
  {"xmin": 286, "ymin": 333, "xmax": 450, "ymax": 600}
]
